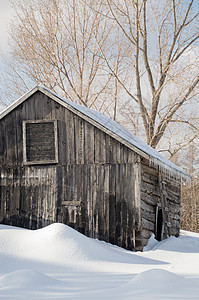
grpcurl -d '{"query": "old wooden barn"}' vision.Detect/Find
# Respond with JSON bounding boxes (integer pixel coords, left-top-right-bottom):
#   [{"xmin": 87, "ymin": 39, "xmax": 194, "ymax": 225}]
[{"xmin": 0, "ymin": 86, "xmax": 189, "ymax": 251}]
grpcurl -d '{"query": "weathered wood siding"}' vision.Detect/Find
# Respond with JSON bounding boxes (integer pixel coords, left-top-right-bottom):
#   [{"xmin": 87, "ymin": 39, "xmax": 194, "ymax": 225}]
[
  {"xmin": 0, "ymin": 91, "xmax": 182, "ymax": 250},
  {"xmin": 59, "ymin": 163, "xmax": 137, "ymax": 249},
  {"xmin": 0, "ymin": 91, "xmax": 140, "ymax": 250},
  {"xmin": 140, "ymin": 158, "xmax": 181, "ymax": 248},
  {"xmin": 0, "ymin": 166, "xmax": 57, "ymax": 228}
]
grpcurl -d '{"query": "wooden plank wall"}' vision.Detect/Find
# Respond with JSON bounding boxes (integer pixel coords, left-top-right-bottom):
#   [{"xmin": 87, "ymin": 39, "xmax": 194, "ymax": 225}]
[
  {"xmin": 140, "ymin": 157, "xmax": 181, "ymax": 248},
  {"xmin": 59, "ymin": 163, "xmax": 136, "ymax": 249},
  {"xmin": 0, "ymin": 91, "xmax": 139, "ymax": 250},
  {"xmin": 0, "ymin": 165, "xmax": 57, "ymax": 228},
  {"xmin": 56, "ymin": 108, "xmax": 138, "ymax": 250},
  {"xmin": 0, "ymin": 92, "xmax": 60, "ymax": 229}
]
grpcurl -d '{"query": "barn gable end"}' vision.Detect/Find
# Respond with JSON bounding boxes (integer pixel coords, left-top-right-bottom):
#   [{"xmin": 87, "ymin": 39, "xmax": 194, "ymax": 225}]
[{"xmin": 0, "ymin": 87, "xmax": 188, "ymax": 251}]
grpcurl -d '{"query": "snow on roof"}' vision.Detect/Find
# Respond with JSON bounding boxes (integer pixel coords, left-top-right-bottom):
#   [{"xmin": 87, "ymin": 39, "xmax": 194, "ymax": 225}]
[{"xmin": 0, "ymin": 86, "xmax": 189, "ymax": 179}]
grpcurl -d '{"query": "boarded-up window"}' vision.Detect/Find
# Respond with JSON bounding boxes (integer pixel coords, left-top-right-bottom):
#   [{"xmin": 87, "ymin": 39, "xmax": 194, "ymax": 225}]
[{"xmin": 23, "ymin": 120, "xmax": 58, "ymax": 165}]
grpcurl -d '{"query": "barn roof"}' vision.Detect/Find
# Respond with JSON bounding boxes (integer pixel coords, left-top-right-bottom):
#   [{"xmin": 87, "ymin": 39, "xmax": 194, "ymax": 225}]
[{"xmin": 0, "ymin": 86, "xmax": 189, "ymax": 179}]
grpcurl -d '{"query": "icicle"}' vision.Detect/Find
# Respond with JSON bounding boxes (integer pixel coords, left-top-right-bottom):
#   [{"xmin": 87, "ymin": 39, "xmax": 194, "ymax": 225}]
[{"xmin": 149, "ymin": 155, "xmax": 190, "ymax": 184}]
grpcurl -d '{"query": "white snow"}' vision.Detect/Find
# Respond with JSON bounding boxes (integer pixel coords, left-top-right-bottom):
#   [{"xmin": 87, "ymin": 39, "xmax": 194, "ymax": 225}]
[{"xmin": 0, "ymin": 223, "xmax": 199, "ymax": 299}]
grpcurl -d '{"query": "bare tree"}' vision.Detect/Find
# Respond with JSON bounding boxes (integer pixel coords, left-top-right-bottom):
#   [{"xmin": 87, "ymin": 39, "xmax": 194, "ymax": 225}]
[
  {"xmin": 1, "ymin": 0, "xmax": 198, "ymax": 155},
  {"xmin": 180, "ymin": 143, "xmax": 199, "ymax": 232},
  {"xmin": 2, "ymin": 0, "xmax": 125, "ymax": 116},
  {"xmin": 99, "ymin": 0, "xmax": 199, "ymax": 152},
  {"xmin": 181, "ymin": 178, "xmax": 199, "ymax": 232}
]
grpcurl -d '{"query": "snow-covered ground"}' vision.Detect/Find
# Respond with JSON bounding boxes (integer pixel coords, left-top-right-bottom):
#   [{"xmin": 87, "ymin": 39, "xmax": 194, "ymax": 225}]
[{"xmin": 0, "ymin": 223, "xmax": 199, "ymax": 299}]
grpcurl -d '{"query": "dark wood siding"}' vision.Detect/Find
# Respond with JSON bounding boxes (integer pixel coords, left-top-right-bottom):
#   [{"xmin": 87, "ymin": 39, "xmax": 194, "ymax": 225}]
[
  {"xmin": 0, "ymin": 165, "xmax": 57, "ymax": 228},
  {"xmin": 140, "ymin": 158, "xmax": 181, "ymax": 248},
  {"xmin": 58, "ymin": 163, "xmax": 137, "ymax": 249},
  {"xmin": 0, "ymin": 91, "xmax": 139, "ymax": 250}
]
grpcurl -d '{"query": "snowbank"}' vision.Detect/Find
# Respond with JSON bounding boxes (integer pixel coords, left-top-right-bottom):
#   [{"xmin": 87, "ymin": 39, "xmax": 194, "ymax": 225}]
[{"xmin": 0, "ymin": 223, "xmax": 199, "ymax": 299}]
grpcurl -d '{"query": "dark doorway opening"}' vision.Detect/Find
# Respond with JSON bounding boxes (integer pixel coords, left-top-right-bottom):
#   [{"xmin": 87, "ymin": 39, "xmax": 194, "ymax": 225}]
[{"xmin": 155, "ymin": 207, "xmax": 163, "ymax": 241}]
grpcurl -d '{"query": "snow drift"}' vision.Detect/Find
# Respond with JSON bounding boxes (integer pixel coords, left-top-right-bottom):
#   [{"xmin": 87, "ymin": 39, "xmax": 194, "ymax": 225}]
[{"xmin": 0, "ymin": 223, "xmax": 199, "ymax": 299}]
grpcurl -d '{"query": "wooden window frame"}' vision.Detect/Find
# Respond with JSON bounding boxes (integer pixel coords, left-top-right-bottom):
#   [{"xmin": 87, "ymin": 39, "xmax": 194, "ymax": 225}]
[{"xmin": 23, "ymin": 119, "xmax": 58, "ymax": 165}]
